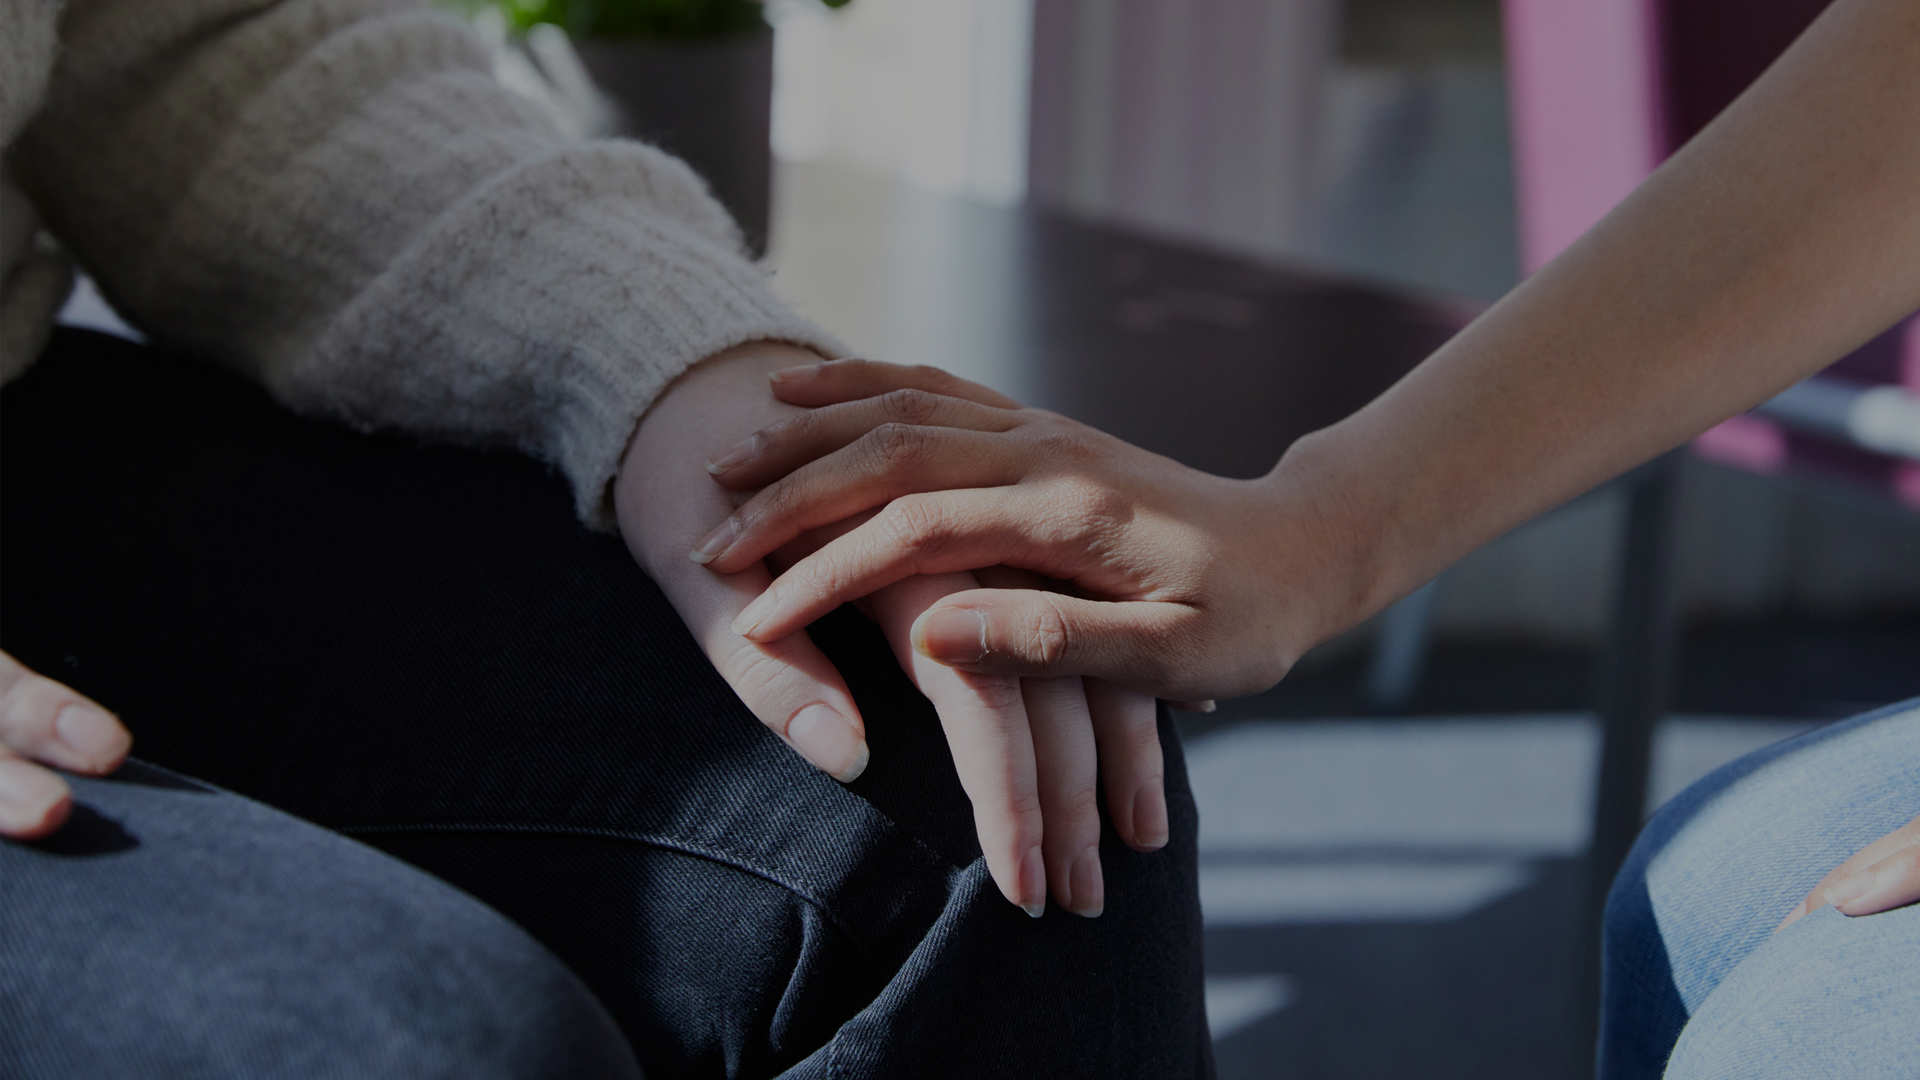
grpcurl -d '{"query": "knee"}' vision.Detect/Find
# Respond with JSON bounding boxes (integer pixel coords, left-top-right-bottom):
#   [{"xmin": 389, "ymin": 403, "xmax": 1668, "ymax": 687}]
[{"xmin": 1664, "ymin": 905, "xmax": 1920, "ymax": 1079}]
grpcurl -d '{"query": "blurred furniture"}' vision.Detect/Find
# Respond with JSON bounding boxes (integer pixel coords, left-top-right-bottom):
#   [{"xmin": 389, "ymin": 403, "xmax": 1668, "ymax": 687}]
[
  {"xmin": 1502, "ymin": 0, "xmax": 1920, "ymax": 1047},
  {"xmin": 769, "ymin": 160, "xmax": 1473, "ymax": 483}
]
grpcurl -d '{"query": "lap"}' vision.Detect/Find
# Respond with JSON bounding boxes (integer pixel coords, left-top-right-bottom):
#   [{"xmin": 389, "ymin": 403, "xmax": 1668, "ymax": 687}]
[
  {"xmin": 0, "ymin": 760, "xmax": 639, "ymax": 1079},
  {"xmin": 1, "ymin": 329, "xmax": 1213, "ymax": 1077},
  {"xmin": 1601, "ymin": 700, "xmax": 1920, "ymax": 1079}
]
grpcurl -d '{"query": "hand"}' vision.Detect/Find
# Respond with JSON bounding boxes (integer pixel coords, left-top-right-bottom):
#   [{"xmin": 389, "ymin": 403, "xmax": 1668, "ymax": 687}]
[
  {"xmin": 0, "ymin": 650, "xmax": 133, "ymax": 839},
  {"xmin": 618, "ymin": 346, "xmax": 1168, "ymax": 916},
  {"xmin": 693, "ymin": 358, "xmax": 1362, "ymax": 701},
  {"xmin": 1775, "ymin": 812, "xmax": 1920, "ymax": 932}
]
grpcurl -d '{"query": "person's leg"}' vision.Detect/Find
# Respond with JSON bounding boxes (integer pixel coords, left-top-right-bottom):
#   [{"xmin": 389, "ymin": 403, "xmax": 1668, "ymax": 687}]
[
  {"xmin": 2, "ymin": 328, "xmax": 1213, "ymax": 1077},
  {"xmin": 0, "ymin": 760, "xmax": 641, "ymax": 1079},
  {"xmin": 1597, "ymin": 699, "xmax": 1920, "ymax": 1079}
]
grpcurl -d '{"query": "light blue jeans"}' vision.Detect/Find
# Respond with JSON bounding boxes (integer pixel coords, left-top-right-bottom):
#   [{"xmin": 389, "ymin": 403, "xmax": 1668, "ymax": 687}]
[{"xmin": 1600, "ymin": 697, "xmax": 1920, "ymax": 1079}]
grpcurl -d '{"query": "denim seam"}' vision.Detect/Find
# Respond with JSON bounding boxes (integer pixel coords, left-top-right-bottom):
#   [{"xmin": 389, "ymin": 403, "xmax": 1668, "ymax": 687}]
[{"xmin": 337, "ymin": 819, "xmax": 902, "ymax": 967}]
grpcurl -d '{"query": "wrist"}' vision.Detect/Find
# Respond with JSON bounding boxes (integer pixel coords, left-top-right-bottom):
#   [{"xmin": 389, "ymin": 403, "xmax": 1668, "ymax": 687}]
[
  {"xmin": 613, "ymin": 340, "xmax": 832, "ymax": 569},
  {"xmin": 1260, "ymin": 425, "xmax": 1399, "ymax": 647}
]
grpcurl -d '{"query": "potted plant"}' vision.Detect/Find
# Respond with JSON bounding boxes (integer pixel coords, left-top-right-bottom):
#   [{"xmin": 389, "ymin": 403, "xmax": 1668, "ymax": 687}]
[{"xmin": 475, "ymin": 0, "xmax": 850, "ymax": 254}]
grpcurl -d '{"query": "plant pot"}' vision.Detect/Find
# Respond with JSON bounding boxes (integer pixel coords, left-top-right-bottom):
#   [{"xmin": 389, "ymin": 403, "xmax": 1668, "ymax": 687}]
[{"xmin": 571, "ymin": 26, "xmax": 775, "ymax": 255}]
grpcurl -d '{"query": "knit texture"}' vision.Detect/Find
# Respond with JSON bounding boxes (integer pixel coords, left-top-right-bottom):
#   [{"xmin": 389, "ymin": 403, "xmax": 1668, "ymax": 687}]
[{"xmin": 0, "ymin": 0, "xmax": 840, "ymax": 526}]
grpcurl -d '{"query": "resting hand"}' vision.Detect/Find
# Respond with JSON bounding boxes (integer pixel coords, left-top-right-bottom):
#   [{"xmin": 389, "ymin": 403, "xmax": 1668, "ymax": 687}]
[
  {"xmin": 619, "ymin": 346, "xmax": 1166, "ymax": 916},
  {"xmin": 1775, "ymin": 812, "xmax": 1920, "ymax": 932},
  {"xmin": 0, "ymin": 650, "xmax": 132, "ymax": 839},
  {"xmin": 695, "ymin": 358, "xmax": 1357, "ymax": 701}
]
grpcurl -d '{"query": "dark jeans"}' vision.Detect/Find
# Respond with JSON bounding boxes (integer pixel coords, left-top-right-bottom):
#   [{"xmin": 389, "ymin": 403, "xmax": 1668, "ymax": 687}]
[{"xmin": 1, "ymin": 329, "xmax": 1214, "ymax": 1078}]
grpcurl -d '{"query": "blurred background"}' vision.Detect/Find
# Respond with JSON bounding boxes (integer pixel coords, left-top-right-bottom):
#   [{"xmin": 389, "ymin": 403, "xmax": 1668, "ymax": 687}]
[{"xmin": 62, "ymin": 0, "xmax": 1920, "ymax": 1075}]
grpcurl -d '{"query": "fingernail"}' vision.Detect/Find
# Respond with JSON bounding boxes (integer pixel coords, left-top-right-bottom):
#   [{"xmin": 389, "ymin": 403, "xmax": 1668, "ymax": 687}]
[
  {"xmin": 1825, "ymin": 873, "xmax": 1874, "ymax": 910},
  {"xmin": 731, "ymin": 590, "xmax": 775, "ymax": 637},
  {"xmin": 0, "ymin": 758, "xmax": 67, "ymax": 824},
  {"xmin": 787, "ymin": 704, "xmax": 868, "ymax": 782},
  {"xmin": 1066, "ymin": 848, "xmax": 1104, "ymax": 917},
  {"xmin": 706, "ymin": 433, "xmax": 762, "ymax": 476},
  {"xmin": 768, "ymin": 364, "xmax": 820, "ymax": 386},
  {"xmin": 1132, "ymin": 785, "xmax": 1170, "ymax": 851},
  {"xmin": 915, "ymin": 608, "xmax": 987, "ymax": 663},
  {"xmin": 689, "ymin": 516, "xmax": 740, "ymax": 565},
  {"xmin": 55, "ymin": 705, "xmax": 127, "ymax": 765},
  {"xmin": 1019, "ymin": 845, "xmax": 1046, "ymax": 918}
]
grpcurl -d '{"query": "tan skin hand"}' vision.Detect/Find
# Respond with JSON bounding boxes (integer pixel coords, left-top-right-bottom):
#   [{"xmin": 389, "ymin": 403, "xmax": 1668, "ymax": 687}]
[
  {"xmin": 0, "ymin": 650, "xmax": 133, "ymax": 839},
  {"xmin": 618, "ymin": 344, "xmax": 1167, "ymax": 918},
  {"xmin": 1775, "ymin": 812, "xmax": 1920, "ymax": 932},
  {"xmin": 694, "ymin": 358, "xmax": 1356, "ymax": 702}
]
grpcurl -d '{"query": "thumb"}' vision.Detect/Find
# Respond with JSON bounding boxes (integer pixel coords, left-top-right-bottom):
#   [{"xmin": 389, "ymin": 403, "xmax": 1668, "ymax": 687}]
[{"xmin": 909, "ymin": 589, "xmax": 1195, "ymax": 692}]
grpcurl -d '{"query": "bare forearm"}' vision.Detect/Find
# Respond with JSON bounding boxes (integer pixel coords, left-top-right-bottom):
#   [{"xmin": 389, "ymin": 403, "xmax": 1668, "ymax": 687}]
[{"xmin": 1289, "ymin": 0, "xmax": 1920, "ymax": 629}]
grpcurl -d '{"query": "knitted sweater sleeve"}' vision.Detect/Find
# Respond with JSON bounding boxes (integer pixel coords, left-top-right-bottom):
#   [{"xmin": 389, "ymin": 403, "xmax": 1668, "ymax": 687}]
[{"xmin": 13, "ymin": 0, "xmax": 840, "ymax": 528}]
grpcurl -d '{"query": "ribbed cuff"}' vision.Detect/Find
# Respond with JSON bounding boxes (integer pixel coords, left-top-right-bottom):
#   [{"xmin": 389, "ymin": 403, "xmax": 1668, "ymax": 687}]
[{"xmin": 288, "ymin": 141, "xmax": 845, "ymax": 530}]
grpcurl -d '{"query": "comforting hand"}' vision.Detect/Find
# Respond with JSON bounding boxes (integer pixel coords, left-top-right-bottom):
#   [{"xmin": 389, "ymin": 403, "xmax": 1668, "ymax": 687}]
[
  {"xmin": 694, "ymin": 358, "xmax": 1359, "ymax": 701},
  {"xmin": 619, "ymin": 345, "xmax": 1167, "ymax": 917},
  {"xmin": 0, "ymin": 650, "xmax": 133, "ymax": 839},
  {"xmin": 1775, "ymin": 812, "xmax": 1920, "ymax": 932}
]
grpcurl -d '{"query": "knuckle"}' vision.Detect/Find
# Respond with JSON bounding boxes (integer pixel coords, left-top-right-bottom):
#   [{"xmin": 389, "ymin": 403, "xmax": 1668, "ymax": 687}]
[
  {"xmin": 1019, "ymin": 598, "xmax": 1073, "ymax": 667},
  {"xmin": 882, "ymin": 387, "xmax": 941, "ymax": 426},
  {"xmin": 1055, "ymin": 782, "xmax": 1101, "ymax": 822},
  {"xmin": 866, "ymin": 422, "xmax": 927, "ymax": 469},
  {"xmin": 880, "ymin": 496, "xmax": 949, "ymax": 559},
  {"xmin": 1002, "ymin": 784, "xmax": 1046, "ymax": 836},
  {"xmin": 718, "ymin": 643, "xmax": 792, "ymax": 703}
]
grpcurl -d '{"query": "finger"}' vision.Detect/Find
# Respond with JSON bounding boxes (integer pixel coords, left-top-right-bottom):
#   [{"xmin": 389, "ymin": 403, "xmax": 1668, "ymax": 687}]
[
  {"xmin": 1775, "ymin": 815, "xmax": 1920, "ymax": 931},
  {"xmin": 656, "ymin": 557, "xmax": 870, "ymax": 782},
  {"xmin": 694, "ymin": 427, "xmax": 1024, "ymax": 573},
  {"xmin": 866, "ymin": 573, "xmax": 1048, "ymax": 916},
  {"xmin": 705, "ymin": 388, "xmax": 1021, "ymax": 490},
  {"xmin": 731, "ymin": 488, "xmax": 1080, "ymax": 642},
  {"xmin": 1085, "ymin": 679, "xmax": 1168, "ymax": 853},
  {"xmin": 0, "ymin": 651, "xmax": 132, "ymax": 774},
  {"xmin": 1021, "ymin": 675, "xmax": 1105, "ymax": 917},
  {"xmin": 768, "ymin": 357, "xmax": 1025, "ymax": 410},
  {"xmin": 1828, "ymin": 841, "xmax": 1920, "ymax": 918},
  {"xmin": 972, "ymin": 564, "xmax": 1150, "ymax": 868},
  {"xmin": 909, "ymin": 589, "xmax": 1203, "ymax": 694},
  {"xmin": 1169, "ymin": 699, "xmax": 1218, "ymax": 714},
  {"xmin": 0, "ymin": 747, "xmax": 73, "ymax": 839}
]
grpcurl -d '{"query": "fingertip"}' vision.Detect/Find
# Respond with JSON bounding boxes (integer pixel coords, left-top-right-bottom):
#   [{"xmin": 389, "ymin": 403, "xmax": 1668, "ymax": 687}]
[
  {"xmin": 1064, "ymin": 847, "xmax": 1104, "ymax": 918},
  {"xmin": 912, "ymin": 606, "xmax": 987, "ymax": 664},
  {"xmin": 1130, "ymin": 785, "xmax": 1170, "ymax": 852},
  {"xmin": 1018, "ymin": 844, "xmax": 1047, "ymax": 918},
  {"xmin": 0, "ymin": 762, "xmax": 72, "ymax": 839},
  {"xmin": 787, "ymin": 703, "xmax": 870, "ymax": 783}
]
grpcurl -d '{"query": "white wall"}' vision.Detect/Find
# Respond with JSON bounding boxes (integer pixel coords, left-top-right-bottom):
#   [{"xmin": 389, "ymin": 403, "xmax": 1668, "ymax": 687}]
[{"xmin": 770, "ymin": 0, "xmax": 1032, "ymax": 205}]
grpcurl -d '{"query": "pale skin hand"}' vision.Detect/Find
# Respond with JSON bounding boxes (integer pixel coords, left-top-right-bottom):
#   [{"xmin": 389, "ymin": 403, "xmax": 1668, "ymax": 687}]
[
  {"xmin": 1775, "ymin": 813, "xmax": 1920, "ymax": 932},
  {"xmin": 616, "ymin": 342, "xmax": 1168, "ymax": 918},
  {"xmin": 0, "ymin": 651, "xmax": 133, "ymax": 839}
]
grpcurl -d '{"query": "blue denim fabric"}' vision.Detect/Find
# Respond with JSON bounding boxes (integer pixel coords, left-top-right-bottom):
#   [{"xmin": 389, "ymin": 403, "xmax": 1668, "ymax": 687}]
[
  {"xmin": 0, "ymin": 760, "xmax": 643, "ymax": 1079},
  {"xmin": 1599, "ymin": 698, "xmax": 1920, "ymax": 1079},
  {"xmin": 1, "ymin": 330, "xmax": 1214, "ymax": 1077}
]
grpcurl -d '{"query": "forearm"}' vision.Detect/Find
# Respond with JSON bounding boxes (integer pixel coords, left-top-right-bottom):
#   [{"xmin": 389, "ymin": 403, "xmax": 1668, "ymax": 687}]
[
  {"xmin": 20, "ymin": 0, "xmax": 837, "ymax": 526},
  {"xmin": 1286, "ymin": 0, "xmax": 1920, "ymax": 631}
]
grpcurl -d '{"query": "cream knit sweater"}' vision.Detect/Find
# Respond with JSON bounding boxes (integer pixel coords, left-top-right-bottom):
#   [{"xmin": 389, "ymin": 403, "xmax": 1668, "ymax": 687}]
[{"xmin": 0, "ymin": 0, "xmax": 837, "ymax": 526}]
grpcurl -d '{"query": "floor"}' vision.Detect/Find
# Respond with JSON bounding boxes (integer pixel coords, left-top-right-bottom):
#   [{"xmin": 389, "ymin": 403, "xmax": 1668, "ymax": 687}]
[{"xmin": 1185, "ymin": 616, "xmax": 1920, "ymax": 1078}]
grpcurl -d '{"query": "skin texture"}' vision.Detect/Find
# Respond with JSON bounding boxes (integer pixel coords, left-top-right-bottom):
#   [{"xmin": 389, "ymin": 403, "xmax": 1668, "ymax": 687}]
[
  {"xmin": 0, "ymin": 650, "xmax": 131, "ymax": 839},
  {"xmin": 700, "ymin": 0, "xmax": 1920, "ymax": 921},
  {"xmin": 616, "ymin": 342, "xmax": 1169, "ymax": 919}
]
